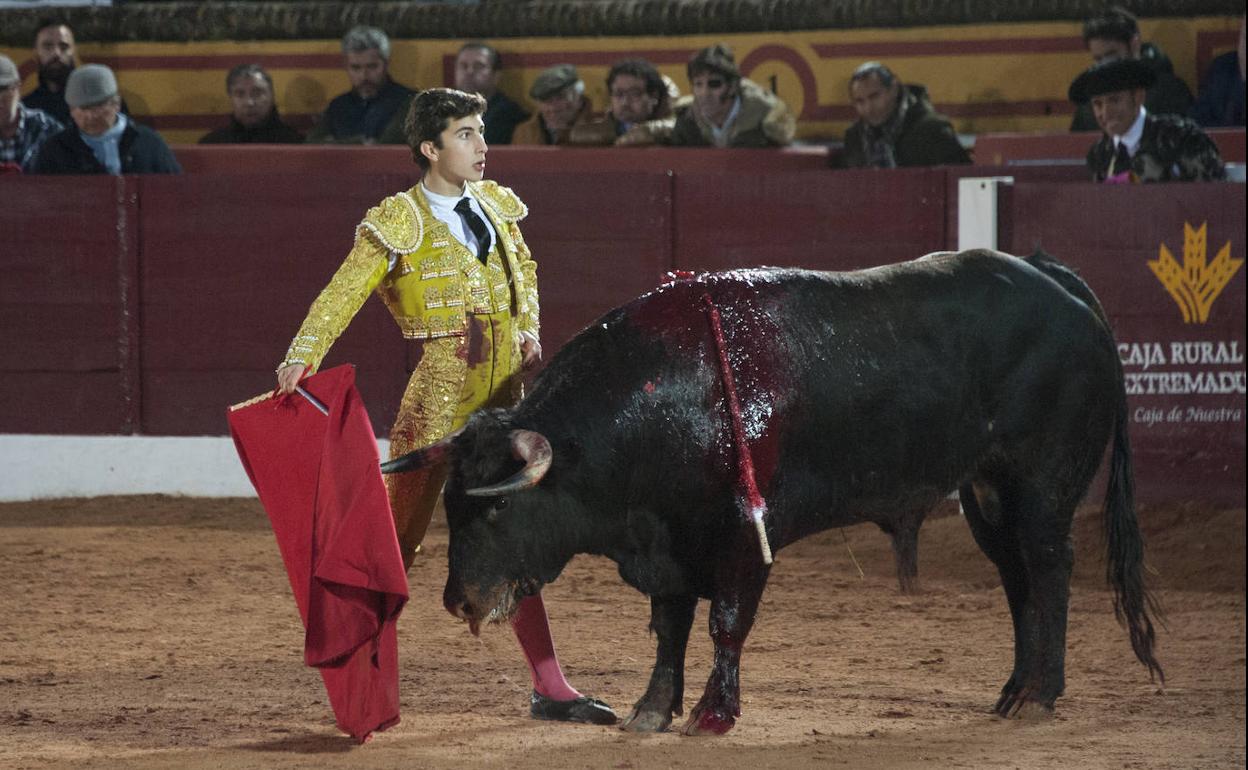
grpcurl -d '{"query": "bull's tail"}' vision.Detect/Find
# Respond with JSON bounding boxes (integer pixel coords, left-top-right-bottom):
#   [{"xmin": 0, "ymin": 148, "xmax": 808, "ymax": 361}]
[
  {"xmin": 1023, "ymin": 249, "xmax": 1111, "ymax": 328},
  {"xmin": 1103, "ymin": 367, "xmax": 1166, "ymax": 683},
  {"xmin": 1025, "ymin": 249, "xmax": 1165, "ymax": 683}
]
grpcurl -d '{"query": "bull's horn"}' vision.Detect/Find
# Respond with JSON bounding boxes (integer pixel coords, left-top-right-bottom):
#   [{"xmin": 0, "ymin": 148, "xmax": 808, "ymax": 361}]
[
  {"xmin": 465, "ymin": 430, "xmax": 552, "ymax": 497},
  {"xmin": 380, "ymin": 429, "xmax": 461, "ymax": 474}
]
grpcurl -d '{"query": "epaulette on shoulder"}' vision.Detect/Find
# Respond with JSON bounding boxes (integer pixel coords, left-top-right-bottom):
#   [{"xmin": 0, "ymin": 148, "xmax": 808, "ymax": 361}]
[
  {"xmin": 356, "ymin": 190, "xmax": 425, "ymax": 255},
  {"xmin": 472, "ymin": 180, "xmax": 528, "ymax": 222}
]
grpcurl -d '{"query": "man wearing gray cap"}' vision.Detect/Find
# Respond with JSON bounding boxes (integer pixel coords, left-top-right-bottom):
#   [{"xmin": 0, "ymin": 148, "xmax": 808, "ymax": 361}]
[
  {"xmin": 512, "ymin": 64, "xmax": 596, "ymax": 145},
  {"xmin": 1069, "ymin": 56, "xmax": 1223, "ymax": 183},
  {"xmin": 31, "ymin": 63, "xmax": 180, "ymax": 175},
  {"xmin": 1, "ymin": 53, "xmax": 64, "ymax": 172}
]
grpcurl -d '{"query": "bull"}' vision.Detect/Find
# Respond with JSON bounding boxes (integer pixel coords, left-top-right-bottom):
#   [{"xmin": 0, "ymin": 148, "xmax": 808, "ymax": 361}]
[{"xmin": 383, "ymin": 249, "xmax": 1163, "ymax": 734}]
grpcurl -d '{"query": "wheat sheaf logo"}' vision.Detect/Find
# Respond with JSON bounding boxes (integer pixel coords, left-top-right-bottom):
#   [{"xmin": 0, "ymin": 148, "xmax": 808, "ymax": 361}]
[{"xmin": 1148, "ymin": 222, "xmax": 1243, "ymax": 324}]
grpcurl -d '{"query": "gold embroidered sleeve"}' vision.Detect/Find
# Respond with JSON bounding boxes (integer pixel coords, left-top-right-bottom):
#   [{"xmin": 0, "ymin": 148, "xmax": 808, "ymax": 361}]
[
  {"xmin": 510, "ymin": 222, "xmax": 540, "ymax": 337},
  {"xmin": 281, "ymin": 236, "xmax": 391, "ymax": 371}
]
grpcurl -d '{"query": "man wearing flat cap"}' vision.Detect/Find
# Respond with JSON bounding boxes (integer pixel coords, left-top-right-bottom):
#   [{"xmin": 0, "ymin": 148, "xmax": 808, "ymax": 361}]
[
  {"xmin": 1069, "ymin": 56, "xmax": 1224, "ymax": 183},
  {"xmin": 32, "ymin": 63, "xmax": 180, "ymax": 175},
  {"xmin": 512, "ymin": 64, "xmax": 596, "ymax": 145},
  {"xmin": 669, "ymin": 43, "xmax": 794, "ymax": 148},
  {"xmin": 1, "ymin": 53, "xmax": 64, "ymax": 172}
]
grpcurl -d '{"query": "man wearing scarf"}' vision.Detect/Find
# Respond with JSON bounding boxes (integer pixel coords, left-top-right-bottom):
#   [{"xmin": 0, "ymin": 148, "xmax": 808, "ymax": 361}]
[
  {"xmin": 31, "ymin": 64, "xmax": 180, "ymax": 175},
  {"xmin": 838, "ymin": 61, "xmax": 969, "ymax": 169}
]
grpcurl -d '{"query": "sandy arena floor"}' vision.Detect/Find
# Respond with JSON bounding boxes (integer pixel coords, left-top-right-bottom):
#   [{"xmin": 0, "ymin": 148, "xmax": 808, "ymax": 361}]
[{"xmin": 0, "ymin": 496, "xmax": 1243, "ymax": 770}]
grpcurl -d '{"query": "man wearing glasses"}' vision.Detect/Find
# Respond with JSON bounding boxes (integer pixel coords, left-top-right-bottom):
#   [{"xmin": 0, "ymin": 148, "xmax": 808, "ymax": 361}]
[{"xmin": 669, "ymin": 43, "xmax": 794, "ymax": 148}]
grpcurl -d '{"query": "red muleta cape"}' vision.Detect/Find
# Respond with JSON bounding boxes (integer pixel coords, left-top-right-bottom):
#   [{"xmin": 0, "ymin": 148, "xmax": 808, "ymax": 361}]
[{"xmin": 227, "ymin": 365, "xmax": 408, "ymax": 743}]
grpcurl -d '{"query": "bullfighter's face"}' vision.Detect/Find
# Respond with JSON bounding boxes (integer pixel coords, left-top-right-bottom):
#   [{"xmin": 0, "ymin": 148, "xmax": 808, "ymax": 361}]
[
  {"xmin": 421, "ymin": 114, "xmax": 488, "ymax": 194},
  {"xmin": 1091, "ymin": 88, "xmax": 1144, "ymax": 137}
]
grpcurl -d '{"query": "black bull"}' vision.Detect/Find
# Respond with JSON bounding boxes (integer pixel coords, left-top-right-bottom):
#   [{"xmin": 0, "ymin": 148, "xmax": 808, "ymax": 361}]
[{"xmin": 383, "ymin": 249, "xmax": 1163, "ymax": 734}]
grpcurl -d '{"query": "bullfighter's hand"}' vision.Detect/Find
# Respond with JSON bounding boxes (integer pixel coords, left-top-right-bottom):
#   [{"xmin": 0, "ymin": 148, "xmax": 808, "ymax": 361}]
[
  {"xmin": 276, "ymin": 363, "xmax": 307, "ymax": 394},
  {"xmin": 519, "ymin": 332, "xmax": 542, "ymax": 369}
]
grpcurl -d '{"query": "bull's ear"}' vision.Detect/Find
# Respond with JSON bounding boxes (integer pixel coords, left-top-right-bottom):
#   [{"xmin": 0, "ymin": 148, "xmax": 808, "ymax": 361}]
[
  {"xmin": 380, "ymin": 429, "xmax": 460, "ymax": 474},
  {"xmin": 465, "ymin": 429, "xmax": 552, "ymax": 497}
]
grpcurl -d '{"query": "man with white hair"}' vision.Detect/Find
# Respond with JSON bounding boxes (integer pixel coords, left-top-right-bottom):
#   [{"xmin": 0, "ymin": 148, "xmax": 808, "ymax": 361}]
[
  {"xmin": 31, "ymin": 63, "xmax": 180, "ymax": 175},
  {"xmin": 1, "ymin": 53, "xmax": 63, "ymax": 172},
  {"xmin": 307, "ymin": 25, "xmax": 414, "ymax": 144}
]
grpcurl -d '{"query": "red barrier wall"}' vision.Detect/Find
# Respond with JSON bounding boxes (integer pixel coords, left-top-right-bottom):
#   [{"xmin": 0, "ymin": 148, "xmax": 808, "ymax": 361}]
[
  {"xmin": 1004, "ymin": 183, "xmax": 1246, "ymax": 505},
  {"xmin": 1, "ymin": 157, "xmax": 1243, "ymax": 505},
  {"xmin": 974, "ymin": 128, "xmax": 1246, "ymax": 166}
]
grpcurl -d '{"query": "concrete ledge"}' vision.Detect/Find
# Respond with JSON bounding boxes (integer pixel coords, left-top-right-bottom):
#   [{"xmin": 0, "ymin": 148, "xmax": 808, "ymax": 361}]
[{"xmin": 0, "ymin": 434, "xmax": 390, "ymax": 500}]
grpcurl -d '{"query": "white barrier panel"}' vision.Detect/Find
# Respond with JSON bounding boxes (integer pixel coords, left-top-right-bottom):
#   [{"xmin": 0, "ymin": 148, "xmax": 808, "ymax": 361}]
[
  {"xmin": 957, "ymin": 176, "xmax": 1014, "ymax": 252},
  {"xmin": 0, "ymin": 435, "xmax": 391, "ymax": 501}
]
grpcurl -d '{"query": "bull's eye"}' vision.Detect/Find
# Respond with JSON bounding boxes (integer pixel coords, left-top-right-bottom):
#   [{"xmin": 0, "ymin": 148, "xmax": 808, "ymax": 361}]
[{"xmin": 486, "ymin": 498, "xmax": 508, "ymax": 523}]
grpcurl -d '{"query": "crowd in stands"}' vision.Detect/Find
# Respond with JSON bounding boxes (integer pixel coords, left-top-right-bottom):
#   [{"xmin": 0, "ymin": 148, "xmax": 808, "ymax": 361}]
[{"xmin": 2, "ymin": 8, "xmax": 1242, "ymax": 182}]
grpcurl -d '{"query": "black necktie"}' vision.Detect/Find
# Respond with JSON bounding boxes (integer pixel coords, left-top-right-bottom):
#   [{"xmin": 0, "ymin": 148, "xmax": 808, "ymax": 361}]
[
  {"xmin": 454, "ymin": 198, "xmax": 491, "ymax": 264},
  {"xmin": 1111, "ymin": 142, "xmax": 1132, "ymax": 177}
]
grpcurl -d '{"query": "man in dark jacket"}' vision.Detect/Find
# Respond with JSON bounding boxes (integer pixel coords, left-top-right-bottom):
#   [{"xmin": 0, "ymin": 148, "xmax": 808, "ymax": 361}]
[
  {"xmin": 200, "ymin": 63, "xmax": 304, "ymax": 144},
  {"xmin": 1070, "ymin": 56, "xmax": 1224, "ymax": 183},
  {"xmin": 22, "ymin": 19, "xmax": 76, "ymax": 124},
  {"xmin": 1069, "ymin": 7, "xmax": 1193, "ymax": 132},
  {"xmin": 306, "ymin": 26, "xmax": 414, "ymax": 144},
  {"xmin": 453, "ymin": 42, "xmax": 529, "ymax": 145},
  {"xmin": 838, "ymin": 61, "xmax": 969, "ymax": 168},
  {"xmin": 31, "ymin": 64, "xmax": 180, "ymax": 175}
]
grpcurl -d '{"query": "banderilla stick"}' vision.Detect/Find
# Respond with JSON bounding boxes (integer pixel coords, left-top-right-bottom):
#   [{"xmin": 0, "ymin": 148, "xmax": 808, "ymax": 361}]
[{"xmin": 700, "ymin": 293, "xmax": 774, "ymax": 565}]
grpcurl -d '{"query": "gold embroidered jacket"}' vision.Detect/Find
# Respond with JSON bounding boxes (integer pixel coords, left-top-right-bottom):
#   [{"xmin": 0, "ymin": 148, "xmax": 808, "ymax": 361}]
[{"xmin": 282, "ymin": 181, "xmax": 539, "ymax": 371}]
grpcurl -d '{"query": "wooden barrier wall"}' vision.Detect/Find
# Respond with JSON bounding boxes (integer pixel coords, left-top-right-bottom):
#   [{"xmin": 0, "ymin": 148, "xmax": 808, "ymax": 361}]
[{"xmin": 0, "ymin": 151, "xmax": 1243, "ymax": 505}]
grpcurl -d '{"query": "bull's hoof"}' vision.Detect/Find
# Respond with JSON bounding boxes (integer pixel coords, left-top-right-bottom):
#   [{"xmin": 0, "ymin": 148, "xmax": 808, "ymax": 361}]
[
  {"xmin": 530, "ymin": 691, "xmax": 618, "ymax": 725},
  {"xmin": 680, "ymin": 707, "xmax": 736, "ymax": 736},
  {"xmin": 994, "ymin": 688, "xmax": 1055, "ymax": 720},
  {"xmin": 620, "ymin": 705, "xmax": 672, "ymax": 733}
]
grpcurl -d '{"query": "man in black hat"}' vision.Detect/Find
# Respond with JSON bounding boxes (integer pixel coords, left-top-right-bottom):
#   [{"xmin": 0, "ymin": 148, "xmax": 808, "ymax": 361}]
[
  {"xmin": 1069, "ymin": 7, "xmax": 1193, "ymax": 132},
  {"xmin": 670, "ymin": 43, "xmax": 794, "ymax": 147},
  {"xmin": 1069, "ymin": 56, "xmax": 1224, "ymax": 183}
]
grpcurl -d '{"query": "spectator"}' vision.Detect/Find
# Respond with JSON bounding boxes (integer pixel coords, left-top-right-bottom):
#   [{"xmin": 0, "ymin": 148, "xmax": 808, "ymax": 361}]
[
  {"xmin": 1069, "ymin": 56, "xmax": 1224, "ymax": 183},
  {"xmin": 31, "ymin": 64, "xmax": 181, "ymax": 175},
  {"xmin": 511, "ymin": 64, "xmax": 596, "ymax": 145},
  {"xmin": 1, "ymin": 53, "xmax": 64, "ymax": 172},
  {"xmin": 1070, "ymin": 7, "xmax": 1193, "ymax": 132},
  {"xmin": 670, "ymin": 44, "xmax": 794, "ymax": 147},
  {"xmin": 837, "ymin": 61, "xmax": 969, "ymax": 168},
  {"xmin": 22, "ymin": 18, "xmax": 77, "ymax": 124},
  {"xmin": 569, "ymin": 59, "xmax": 674, "ymax": 146},
  {"xmin": 453, "ymin": 42, "xmax": 529, "ymax": 145},
  {"xmin": 1190, "ymin": 16, "xmax": 1245, "ymax": 128},
  {"xmin": 306, "ymin": 26, "xmax": 414, "ymax": 144},
  {"xmin": 200, "ymin": 64, "xmax": 304, "ymax": 144}
]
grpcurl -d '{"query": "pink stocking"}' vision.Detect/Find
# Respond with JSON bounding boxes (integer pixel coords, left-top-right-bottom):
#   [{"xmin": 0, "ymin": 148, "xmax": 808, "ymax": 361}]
[{"xmin": 511, "ymin": 593, "xmax": 580, "ymax": 701}]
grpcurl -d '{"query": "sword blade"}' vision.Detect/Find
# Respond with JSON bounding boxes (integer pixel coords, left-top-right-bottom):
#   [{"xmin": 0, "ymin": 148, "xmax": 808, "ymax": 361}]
[{"xmin": 295, "ymin": 385, "xmax": 329, "ymax": 416}]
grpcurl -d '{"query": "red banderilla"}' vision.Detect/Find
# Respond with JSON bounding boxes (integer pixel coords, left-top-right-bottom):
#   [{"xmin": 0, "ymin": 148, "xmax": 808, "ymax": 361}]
[{"xmin": 700, "ymin": 292, "xmax": 774, "ymax": 565}]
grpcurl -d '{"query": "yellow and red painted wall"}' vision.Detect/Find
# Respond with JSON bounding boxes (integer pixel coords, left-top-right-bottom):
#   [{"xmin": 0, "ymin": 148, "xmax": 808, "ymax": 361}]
[{"xmin": 3, "ymin": 16, "xmax": 1241, "ymax": 144}]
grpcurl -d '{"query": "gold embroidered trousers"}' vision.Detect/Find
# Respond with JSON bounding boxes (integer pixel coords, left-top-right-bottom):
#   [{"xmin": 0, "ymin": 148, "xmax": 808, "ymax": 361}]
[{"xmin": 385, "ymin": 309, "xmax": 524, "ymax": 569}]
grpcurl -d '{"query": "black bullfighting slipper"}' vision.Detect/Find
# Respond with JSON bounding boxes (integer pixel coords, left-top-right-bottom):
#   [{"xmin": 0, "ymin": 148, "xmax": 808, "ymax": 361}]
[{"xmin": 529, "ymin": 690, "xmax": 618, "ymax": 725}]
